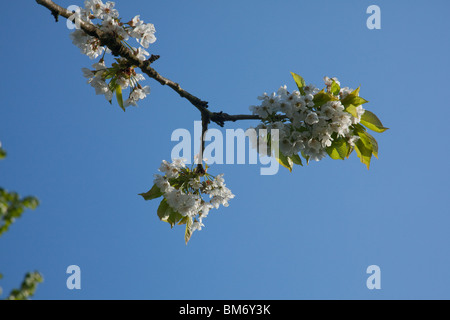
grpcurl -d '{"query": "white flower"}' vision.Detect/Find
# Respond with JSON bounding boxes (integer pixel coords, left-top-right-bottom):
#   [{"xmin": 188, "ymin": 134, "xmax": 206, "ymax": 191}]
[
  {"xmin": 249, "ymin": 105, "xmax": 270, "ymax": 119},
  {"xmin": 85, "ymin": 0, "xmax": 118, "ymax": 19},
  {"xmin": 82, "ymin": 68, "xmax": 94, "ymax": 80},
  {"xmin": 82, "ymin": 61, "xmax": 107, "ymax": 83},
  {"xmin": 132, "ymin": 23, "xmax": 157, "ymax": 48},
  {"xmin": 101, "ymin": 17, "xmax": 129, "ymax": 40},
  {"xmin": 347, "ymin": 135, "xmax": 360, "ymax": 147},
  {"xmin": 70, "ymin": 7, "xmax": 91, "ymax": 26},
  {"xmin": 158, "ymin": 160, "xmax": 180, "ymax": 179},
  {"xmin": 116, "ymin": 77, "xmax": 130, "ymax": 90},
  {"xmin": 129, "ymin": 15, "xmax": 144, "ymax": 27},
  {"xmin": 90, "ymin": 77, "xmax": 112, "ymax": 100},
  {"xmin": 303, "ymin": 93, "xmax": 315, "ymax": 108},
  {"xmin": 70, "ymin": 30, "xmax": 105, "ymax": 59},
  {"xmin": 92, "ymin": 61, "xmax": 107, "ymax": 71},
  {"xmin": 303, "ymin": 84, "xmax": 319, "ymax": 95},
  {"xmin": 191, "ymin": 220, "xmax": 205, "ymax": 232},
  {"xmin": 172, "ymin": 158, "xmax": 186, "ymax": 169},
  {"xmin": 305, "ymin": 111, "xmax": 319, "ymax": 125},
  {"xmin": 154, "ymin": 174, "xmax": 171, "ymax": 193},
  {"xmin": 124, "ymin": 86, "xmax": 151, "ymax": 107},
  {"xmin": 189, "ymin": 178, "xmax": 201, "ymax": 190},
  {"xmin": 200, "ymin": 202, "xmax": 213, "ymax": 218},
  {"xmin": 133, "ymin": 47, "xmax": 150, "ymax": 61},
  {"xmin": 320, "ymin": 103, "xmax": 337, "ymax": 120},
  {"xmin": 351, "ymin": 105, "xmax": 365, "ymax": 124},
  {"xmin": 277, "ymin": 85, "xmax": 289, "ymax": 98}
]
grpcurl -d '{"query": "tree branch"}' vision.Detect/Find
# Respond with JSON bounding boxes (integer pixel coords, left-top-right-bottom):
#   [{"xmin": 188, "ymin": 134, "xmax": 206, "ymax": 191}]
[
  {"xmin": 36, "ymin": 0, "xmax": 266, "ymax": 171},
  {"xmin": 35, "ymin": 0, "xmax": 262, "ymax": 126}
]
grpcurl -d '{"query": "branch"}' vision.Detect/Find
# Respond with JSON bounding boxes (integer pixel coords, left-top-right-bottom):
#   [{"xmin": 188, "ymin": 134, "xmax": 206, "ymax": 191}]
[
  {"xmin": 35, "ymin": 0, "xmax": 261, "ymax": 127},
  {"xmin": 35, "ymin": 0, "xmax": 267, "ymax": 172}
]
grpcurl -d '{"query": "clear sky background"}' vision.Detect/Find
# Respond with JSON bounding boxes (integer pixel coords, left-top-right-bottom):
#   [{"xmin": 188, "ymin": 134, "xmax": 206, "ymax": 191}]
[{"xmin": 0, "ymin": 0, "xmax": 449, "ymax": 300}]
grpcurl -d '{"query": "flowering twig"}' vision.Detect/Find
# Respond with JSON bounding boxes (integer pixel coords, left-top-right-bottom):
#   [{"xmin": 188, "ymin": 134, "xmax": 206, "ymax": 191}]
[
  {"xmin": 35, "ymin": 0, "xmax": 267, "ymax": 171},
  {"xmin": 35, "ymin": 0, "xmax": 260, "ymax": 125}
]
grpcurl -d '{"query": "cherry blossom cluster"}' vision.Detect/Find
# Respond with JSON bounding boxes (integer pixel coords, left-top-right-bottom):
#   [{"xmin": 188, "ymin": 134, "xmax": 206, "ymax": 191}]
[
  {"xmin": 249, "ymin": 76, "xmax": 366, "ymax": 162},
  {"xmin": 69, "ymin": 0, "xmax": 156, "ymax": 110},
  {"xmin": 147, "ymin": 159, "xmax": 235, "ymax": 242},
  {"xmin": 81, "ymin": 58, "xmax": 150, "ymax": 108}
]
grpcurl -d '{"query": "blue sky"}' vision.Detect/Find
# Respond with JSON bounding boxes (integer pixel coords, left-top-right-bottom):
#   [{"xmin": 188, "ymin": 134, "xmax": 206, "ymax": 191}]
[{"xmin": 0, "ymin": 0, "xmax": 449, "ymax": 299}]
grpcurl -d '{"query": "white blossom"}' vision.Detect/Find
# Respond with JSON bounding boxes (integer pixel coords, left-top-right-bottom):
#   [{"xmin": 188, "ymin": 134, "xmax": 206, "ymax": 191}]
[
  {"xmin": 70, "ymin": 30, "xmax": 105, "ymax": 59},
  {"xmin": 85, "ymin": 0, "xmax": 119, "ymax": 19},
  {"xmin": 249, "ymin": 76, "xmax": 365, "ymax": 163},
  {"xmin": 152, "ymin": 159, "xmax": 234, "ymax": 237}
]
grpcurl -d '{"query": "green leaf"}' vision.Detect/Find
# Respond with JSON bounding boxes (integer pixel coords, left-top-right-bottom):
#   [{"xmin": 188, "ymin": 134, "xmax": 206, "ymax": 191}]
[
  {"xmin": 178, "ymin": 216, "xmax": 189, "ymax": 226},
  {"xmin": 139, "ymin": 184, "xmax": 163, "ymax": 201},
  {"xmin": 276, "ymin": 152, "xmax": 293, "ymax": 172},
  {"xmin": 313, "ymin": 89, "xmax": 338, "ymax": 107},
  {"xmin": 115, "ymin": 84, "xmax": 125, "ymax": 111},
  {"xmin": 157, "ymin": 199, "xmax": 171, "ymax": 221},
  {"xmin": 354, "ymin": 138, "xmax": 373, "ymax": 170},
  {"xmin": 330, "ymin": 79, "xmax": 340, "ymax": 96},
  {"xmin": 166, "ymin": 210, "xmax": 183, "ymax": 229},
  {"xmin": 360, "ymin": 110, "xmax": 389, "ymax": 133},
  {"xmin": 290, "ymin": 154, "xmax": 303, "ymax": 166},
  {"xmin": 156, "ymin": 198, "xmax": 183, "ymax": 228},
  {"xmin": 185, "ymin": 217, "xmax": 193, "ymax": 245},
  {"xmin": 301, "ymin": 151, "xmax": 310, "ymax": 165},
  {"xmin": 354, "ymin": 126, "xmax": 379, "ymax": 159},
  {"xmin": 290, "ymin": 72, "xmax": 306, "ymax": 95},
  {"xmin": 345, "ymin": 104, "xmax": 358, "ymax": 118},
  {"xmin": 364, "ymin": 131, "xmax": 379, "ymax": 158},
  {"xmin": 326, "ymin": 138, "xmax": 350, "ymax": 160},
  {"xmin": 340, "ymin": 86, "xmax": 368, "ymax": 107},
  {"xmin": 0, "ymin": 148, "xmax": 6, "ymax": 159}
]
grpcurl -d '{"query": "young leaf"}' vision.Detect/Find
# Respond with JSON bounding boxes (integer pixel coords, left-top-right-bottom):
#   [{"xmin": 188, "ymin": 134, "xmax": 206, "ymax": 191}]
[
  {"xmin": 157, "ymin": 199, "xmax": 183, "ymax": 228},
  {"xmin": 178, "ymin": 216, "xmax": 189, "ymax": 226},
  {"xmin": 166, "ymin": 210, "xmax": 183, "ymax": 228},
  {"xmin": 290, "ymin": 72, "xmax": 306, "ymax": 95},
  {"xmin": 340, "ymin": 86, "xmax": 368, "ymax": 107},
  {"xmin": 290, "ymin": 153, "xmax": 303, "ymax": 166},
  {"xmin": 354, "ymin": 138, "xmax": 373, "ymax": 170},
  {"xmin": 139, "ymin": 184, "xmax": 163, "ymax": 201},
  {"xmin": 326, "ymin": 138, "xmax": 350, "ymax": 160},
  {"xmin": 360, "ymin": 110, "xmax": 389, "ymax": 133},
  {"xmin": 277, "ymin": 152, "xmax": 293, "ymax": 172},
  {"xmin": 365, "ymin": 131, "xmax": 379, "ymax": 158},
  {"xmin": 313, "ymin": 89, "xmax": 338, "ymax": 107},
  {"xmin": 330, "ymin": 79, "xmax": 340, "ymax": 96},
  {"xmin": 185, "ymin": 217, "xmax": 193, "ymax": 245},
  {"xmin": 115, "ymin": 84, "xmax": 125, "ymax": 111},
  {"xmin": 157, "ymin": 199, "xmax": 171, "ymax": 221},
  {"xmin": 345, "ymin": 104, "xmax": 358, "ymax": 118},
  {"xmin": 301, "ymin": 151, "xmax": 310, "ymax": 165},
  {"xmin": 354, "ymin": 124, "xmax": 376, "ymax": 153}
]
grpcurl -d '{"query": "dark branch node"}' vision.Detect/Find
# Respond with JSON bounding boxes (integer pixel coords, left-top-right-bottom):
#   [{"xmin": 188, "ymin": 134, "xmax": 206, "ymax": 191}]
[
  {"xmin": 51, "ymin": 10, "xmax": 59, "ymax": 22},
  {"xmin": 210, "ymin": 111, "xmax": 229, "ymax": 127},
  {"xmin": 148, "ymin": 54, "xmax": 160, "ymax": 64}
]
